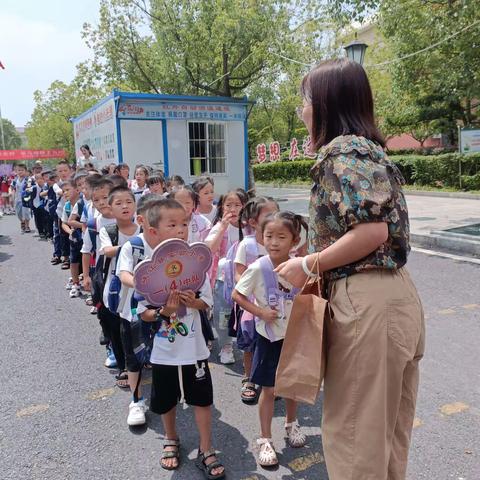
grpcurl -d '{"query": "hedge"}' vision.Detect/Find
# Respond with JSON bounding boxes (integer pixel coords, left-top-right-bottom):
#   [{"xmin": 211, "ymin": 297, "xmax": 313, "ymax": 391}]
[{"xmin": 252, "ymin": 153, "xmax": 480, "ymax": 190}]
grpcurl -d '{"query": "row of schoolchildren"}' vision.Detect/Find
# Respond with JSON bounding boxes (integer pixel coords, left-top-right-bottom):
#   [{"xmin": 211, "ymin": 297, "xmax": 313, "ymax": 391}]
[{"xmin": 16, "ymin": 161, "xmax": 310, "ymax": 477}]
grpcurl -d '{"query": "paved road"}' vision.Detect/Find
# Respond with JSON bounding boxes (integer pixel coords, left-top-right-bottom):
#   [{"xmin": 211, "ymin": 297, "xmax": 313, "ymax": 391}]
[{"xmin": 1, "ymin": 213, "xmax": 479, "ymax": 480}]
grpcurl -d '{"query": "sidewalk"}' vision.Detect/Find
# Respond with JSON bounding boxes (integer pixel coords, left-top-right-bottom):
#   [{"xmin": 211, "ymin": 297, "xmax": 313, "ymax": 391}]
[{"xmin": 256, "ymin": 186, "xmax": 480, "ymax": 257}]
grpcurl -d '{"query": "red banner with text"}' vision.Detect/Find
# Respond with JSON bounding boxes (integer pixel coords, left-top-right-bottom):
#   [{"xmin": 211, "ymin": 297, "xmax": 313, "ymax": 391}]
[{"xmin": 0, "ymin": 149, "xmax": 67, "ymax": 161}]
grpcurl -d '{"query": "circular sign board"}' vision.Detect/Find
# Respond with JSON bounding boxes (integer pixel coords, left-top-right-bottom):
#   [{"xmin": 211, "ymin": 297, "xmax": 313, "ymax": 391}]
[{"xmin": 133, "ymin": 238, "xmax": 213, "ymax": 307}]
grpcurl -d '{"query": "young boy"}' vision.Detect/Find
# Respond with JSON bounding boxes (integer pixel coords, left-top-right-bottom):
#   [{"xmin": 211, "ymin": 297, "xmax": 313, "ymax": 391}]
[
  {"xmin": 45, "ymin": 173, "xmax": 59, "ymax": 248},
  {"xmin": 80, "ymin": 178, "xmax": 118, "ymax": 367},
  {"xmin": 11, "ymin": 164, "xmax": 31, "ymax": 233},
  {"xmin": 110, "ymin": 194, "xmax": 160, "ymax": 425},
  {"xmin": 55, "ymin": 161, "xmax": 73, "ymax": 269},
  {"xmin": 117, "ymin": 198, "xmax": 225, "ymax": 477},
  {"xmin": 61, "ymin": 179, "xmax": 83, "ymax": 297},
  {"xmin": 32, "ymin": 173, "xmax": 48, "ymax": 239},
  {"xmin": 99, "ymin": 185, "xmax": 140, "ymax": 389}
]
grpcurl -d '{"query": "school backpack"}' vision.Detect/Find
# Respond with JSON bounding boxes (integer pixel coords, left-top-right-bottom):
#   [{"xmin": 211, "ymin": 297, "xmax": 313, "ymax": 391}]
[
  {"xmin": 21, "ymin": 178, "xmax": 34, "ymax": 208},
  {"xmin": 91, "ymin": 224, "xmax": 119, "ymax": 306},
  {"xmin": 107, "ymin": 235, "xmax": 145, "ymax": 314},
  {"xmin": 47, "ymin": 185, "xmax": 58, "ymax": 216},
  {"xmin": 223, "ymin": 235, "xmax": 259, "ymax": 307},
  {"xmin": 257, "ymin": 255, "xmax": 300, "ymax": 343},
  {"xmin": 190, "ymin": 213, "xmax": 211, "ymax": 242}
]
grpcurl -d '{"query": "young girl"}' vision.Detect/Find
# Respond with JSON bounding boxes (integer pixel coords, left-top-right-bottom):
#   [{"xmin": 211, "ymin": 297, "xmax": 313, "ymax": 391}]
[
  {"xmin": 205, "ymin": 189, "xmax": 248, "ymax": 364},
  {"xmin": 145, "ymin": 172, "xmax": 166, "ymax": 196},
  {"xmin": 170, "ymin": 186, "xmax": 211, "ymax": 243},
  {"xmin": 131, "ymin": 165, "xmax": 149, "ymax": 201},
  {"xmin": 232, "ymin": 211, "xmax": 308, "ymax": 467},
  {"xmin": 193, "ymin": 176, "xmax": 217, "ymax": 223},
  {"xmin": 233, "ymin": 197, "xmax": 279, "ymax": 403}
]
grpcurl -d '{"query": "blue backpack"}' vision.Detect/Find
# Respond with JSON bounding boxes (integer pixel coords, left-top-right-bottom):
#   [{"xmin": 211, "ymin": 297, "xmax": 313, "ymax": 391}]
[{"xmin": 223, "ymin": 235, "xmax": 259, "ymax": 307}]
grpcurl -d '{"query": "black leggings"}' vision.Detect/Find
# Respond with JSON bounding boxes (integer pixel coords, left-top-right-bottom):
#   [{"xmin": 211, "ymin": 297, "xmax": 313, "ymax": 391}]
[{"xmin": 97, "ymin": 305, "xmax": 125, "ymax": 371}]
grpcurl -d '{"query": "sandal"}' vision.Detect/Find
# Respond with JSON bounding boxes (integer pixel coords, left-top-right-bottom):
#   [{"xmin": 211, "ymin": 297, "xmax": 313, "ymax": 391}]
[
  {"xmin": 51, "ymin": 257, "xmax": 61, "ymax": 265},
  {"xmin": 115, "ymin": 371, "xmax": 129, "ymax": 389},
  {"xmin": 85, "ymin": 295, "xmax": 94, "ymax": 306},
  {"xmin": 196, "ymin": 448, "xmax": 225, "ymax": 479},
  {"xmin": 241, "ymin": 378, "xmax": 258, "ymax": 404},
  {"xmin": 61, "ymin": 261, "xmax": 70, "ymax": 270},
  {"xmin": 285, "ymin": 421, "xmax": 306, "ymax": 448},
  {"xmin": 256, "ymin": 438, "xmax": 278, "ymax": 467},
  {"xmin": 160, "ymin": 439, "xmax": 180, "ymax": 470}
]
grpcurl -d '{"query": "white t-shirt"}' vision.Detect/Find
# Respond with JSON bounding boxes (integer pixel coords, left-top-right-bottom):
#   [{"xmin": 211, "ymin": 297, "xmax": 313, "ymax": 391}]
[
  {"xmin": 99, "ymin": 224, "xmax": 141, "ymax": 310},
  {"xmin": 80, "ymin": 200, "xmax": 96, "ymax": 224},
  {"xmin": 205, "ymin": 222, "xmax": 240, "ymax": 280},
  {"xmin": 136, "ymin": 278, "xmax": 213, "ymax": 366},
  {"xmin": 234, "ymin": 237, "xmax": 267, "ymax": 267},
  {"xmin": 116, "ymin": 233, "xmax": 154, "ymax": 322},
  {"xmin": 80, "ymin": 214, "xmax": 117, "ymax": 262},
  {"xmin": 235, "ymin": 256, "xmax": 296, "ymax": 341},
  {"xmin": 198, "ymin": 205, "xmax": 217, "ymax": 223},
  {"xmin": 131, "ymin": 184, "xmax": 147, "ymax": 202},
  {"xmin": 77, "ymin": 155, "xmax": 98, "ymax": 169},
  {"xmin": 33, "ymin": 185, "xmax": 43, "ymax": 208},
  {"xmin": 13, "ymin": 177, "xmax": 26, "ymax": 204},
  {"xmin": 188, "ymin": 213, "xmax": 211, "ymax": 243}
]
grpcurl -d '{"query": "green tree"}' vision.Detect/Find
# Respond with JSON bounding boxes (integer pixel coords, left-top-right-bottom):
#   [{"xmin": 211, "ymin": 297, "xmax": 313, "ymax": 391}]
[
  {"xmin": 25, "ymin": 78, "xmax": 106, "ymax": 161},
  {"xmin": 0, "ymin": 118, "xmax": 22, "ymax": 149}
]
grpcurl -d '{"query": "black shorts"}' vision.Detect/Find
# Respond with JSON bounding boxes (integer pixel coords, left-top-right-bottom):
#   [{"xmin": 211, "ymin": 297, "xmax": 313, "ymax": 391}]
[
  {"xmin": 120, "ymin": 318, "xmax": 141, "ymax": 373},
  {"xmin": 150, "ymin": 361, "xmax": 213, "ymax": 415},
  {"xmin": 69, "ymin": 239, "xmax": 83, "ymax": 264}
]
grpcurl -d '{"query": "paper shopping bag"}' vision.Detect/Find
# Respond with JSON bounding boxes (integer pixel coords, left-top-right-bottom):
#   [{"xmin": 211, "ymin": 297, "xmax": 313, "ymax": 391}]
[{"xmin": 274, "ymin": 268, "xmax": 327, "ymax": 405}]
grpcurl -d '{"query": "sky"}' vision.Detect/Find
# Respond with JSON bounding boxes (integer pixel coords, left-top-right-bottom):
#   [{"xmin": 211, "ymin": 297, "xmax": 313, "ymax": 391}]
[{"xmin": 0, "ymin": 0, "xmax": 101, "ymax": 127}]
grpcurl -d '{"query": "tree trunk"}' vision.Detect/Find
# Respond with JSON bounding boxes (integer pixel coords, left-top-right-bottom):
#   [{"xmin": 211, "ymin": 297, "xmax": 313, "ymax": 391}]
[{"xmin": 222, "ymin": 45, "xmax": 231, "ymax": 97}]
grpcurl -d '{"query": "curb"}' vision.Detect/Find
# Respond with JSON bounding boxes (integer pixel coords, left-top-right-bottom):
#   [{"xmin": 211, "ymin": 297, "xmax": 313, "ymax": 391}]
[
  {"xmin": 411, "ymin": 232, "xmax": 480, "ymax": 257},
  {"xmin": 255, "ymin": 183, "xmax": 480, "ymax": 200}
]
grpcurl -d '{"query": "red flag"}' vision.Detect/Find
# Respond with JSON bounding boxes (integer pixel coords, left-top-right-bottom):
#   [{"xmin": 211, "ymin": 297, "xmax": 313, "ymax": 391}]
[{"xmin": 0, "ymin": 61, "xmax": 5, "ymax": 69}]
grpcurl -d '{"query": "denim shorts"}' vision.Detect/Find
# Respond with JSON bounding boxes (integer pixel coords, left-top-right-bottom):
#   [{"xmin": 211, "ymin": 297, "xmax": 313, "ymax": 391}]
[{"xmin": 69, "ymin": 238, "xmax": 83, "ymax": 264}]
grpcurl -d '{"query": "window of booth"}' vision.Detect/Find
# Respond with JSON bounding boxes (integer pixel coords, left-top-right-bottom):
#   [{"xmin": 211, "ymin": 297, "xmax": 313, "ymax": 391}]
[{"xmin": 188, "ymin": 122, "xmax": 226, "ymax": 176}]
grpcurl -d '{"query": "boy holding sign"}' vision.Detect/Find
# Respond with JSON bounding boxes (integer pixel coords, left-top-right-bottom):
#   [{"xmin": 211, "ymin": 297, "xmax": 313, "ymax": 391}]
[{"xmin": 117, "ymin": 197, "xmax": 225, "ymax": 479}]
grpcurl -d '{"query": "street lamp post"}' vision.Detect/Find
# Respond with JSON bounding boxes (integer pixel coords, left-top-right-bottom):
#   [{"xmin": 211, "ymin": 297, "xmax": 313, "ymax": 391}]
[{"xmin": 344, "ymin": 33, "xmax": 368, "ymax": 66}]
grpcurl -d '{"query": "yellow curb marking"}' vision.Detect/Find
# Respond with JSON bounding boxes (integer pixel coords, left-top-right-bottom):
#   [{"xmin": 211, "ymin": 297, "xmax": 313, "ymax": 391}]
[
  {"xmin": 438, "ymin": 309, "xmax": 456, "ymax": 315},
  {"xmin": 463, "ymin": 304, "xmax": 479, "ymax": 310},
  {"xmin": 289, "ymin": 452, "xmax": 325, "ymax": 472},
  {"xmin": 241, "ymin": 476, "xmax": 260, "ymax": 480},
  {"xmin": 86, "ymin": 388, "xmax": 115, "ymax": 400},
  {"xmin": 16, "ymin": 404, "xmax": 49, "ymax": 418},
  {"xmin": 439, "ymin": 402, "xmax": 470, "ymax": 416},
  {"xmin": 141, "ymin": 378, "xmax": 152, "ymax": 386},
  {"xmin": 413, "ymin": 417, "xmax": 423, "ymax": 428}
]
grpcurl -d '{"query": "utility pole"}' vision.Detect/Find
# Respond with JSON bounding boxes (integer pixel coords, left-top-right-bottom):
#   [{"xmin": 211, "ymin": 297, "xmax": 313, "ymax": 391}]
[{"xmin": 0, "ymin": 104, "xmax": 5, "ymax": 150}]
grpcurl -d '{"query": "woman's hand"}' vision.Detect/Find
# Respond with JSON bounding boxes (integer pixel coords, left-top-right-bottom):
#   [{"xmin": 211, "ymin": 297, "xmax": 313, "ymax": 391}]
[{"xmin": 274, "ymin": 257, "xmax": 308, "ymax": 288}]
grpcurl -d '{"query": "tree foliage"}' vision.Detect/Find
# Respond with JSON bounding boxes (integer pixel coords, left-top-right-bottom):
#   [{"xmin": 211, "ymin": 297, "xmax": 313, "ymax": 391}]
[
  {"xmin": 0, "ymin": 118, "xmax": 22, "ymax": 149},
  {"xmin": 25, "ymin": 78, "xmax": 106, "ymax": 161}
]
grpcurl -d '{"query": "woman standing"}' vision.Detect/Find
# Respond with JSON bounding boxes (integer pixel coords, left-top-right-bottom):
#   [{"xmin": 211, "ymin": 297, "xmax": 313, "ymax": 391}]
[
  {"xmin": 276, "ymin": 59, "xmax": 425, "ymax": 480},
  {"xmin": 77, "ymin": 145, "xmax": 98, "ymax": 170}
]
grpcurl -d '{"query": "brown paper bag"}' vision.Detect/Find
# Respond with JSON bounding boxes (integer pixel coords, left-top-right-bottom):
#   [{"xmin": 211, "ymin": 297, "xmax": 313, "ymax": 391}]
[{"xmin": 274, "ymin": 266, "xmax": 327, "ymax": 405}]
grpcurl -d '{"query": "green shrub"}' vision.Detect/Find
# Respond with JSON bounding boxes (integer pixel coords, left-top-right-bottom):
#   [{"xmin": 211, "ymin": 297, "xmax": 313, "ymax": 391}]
[
  {"xmin": 461, "ymin": 173, "xmax": 480, "ymax": 190},
  {"xmin": 253, "ymin": 152, "xmax": 480, "ymax": 190}
]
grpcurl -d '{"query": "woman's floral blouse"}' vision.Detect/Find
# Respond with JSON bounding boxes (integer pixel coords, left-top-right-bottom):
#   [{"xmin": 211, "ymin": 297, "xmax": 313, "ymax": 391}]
[{"xmin": 308, "ymin": 135, "xmax": 410, "ymax": 280}]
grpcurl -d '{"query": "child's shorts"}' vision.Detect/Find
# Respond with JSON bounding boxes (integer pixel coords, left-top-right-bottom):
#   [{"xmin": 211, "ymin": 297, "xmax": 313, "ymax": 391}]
[
  {"xmin": 69, "ymin": 239, "xmax": 83, "ymax": 264},
  {"xmin": 120, "ymin": 318, "xmax": 142, "ymax": 373},
  {"xmin": 15, "ymin": 203, "xmax": 31, "ymax": 221},
  {"xmin": 150, "ymin": 360, "xmax": 213, "ymax": 415},
  {"xmin": 250, "ymin": 335, "xmax": 283, "ymax": 387},
  {"xmin": 235, "ymin": 306, "xmax": 257, "ymax": 353}
]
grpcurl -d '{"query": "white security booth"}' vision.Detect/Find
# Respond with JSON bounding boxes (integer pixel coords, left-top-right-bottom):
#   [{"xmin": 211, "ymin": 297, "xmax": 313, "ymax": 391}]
[{"xmin": 71, "ymin": 89, "xmax": 252, "ymax": 192}]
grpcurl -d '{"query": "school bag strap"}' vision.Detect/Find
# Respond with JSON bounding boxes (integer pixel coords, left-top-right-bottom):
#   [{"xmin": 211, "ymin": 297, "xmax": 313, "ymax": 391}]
[
  {"xmin": 104, "ymin": 223, "xmax": 119, "ymax": 247},
  {"xmin": 258, "ymin": 255, "xmax": 300, "ymax": 342},
  {"xmin": 87, "ymin": 217, "xmax": 98, "ymax": 254},
  {"xmin": 243, "ymin": 235, "xmax": 259, "ymax": 265}
]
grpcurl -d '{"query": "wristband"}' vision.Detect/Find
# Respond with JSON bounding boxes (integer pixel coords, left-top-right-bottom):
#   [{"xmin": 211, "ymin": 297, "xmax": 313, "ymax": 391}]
[
  {"xmin": 302, "ymin": 255, "xmax": 318, "ymax": 278},
  {"xmin": 154, "ymin": 308, "xmax": 170, "ymax": 322}
]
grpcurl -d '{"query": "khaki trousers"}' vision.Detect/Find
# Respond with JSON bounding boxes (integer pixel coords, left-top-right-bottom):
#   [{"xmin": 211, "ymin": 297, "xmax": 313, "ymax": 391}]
[{"xmin": 323, "ymin": 268, "xmax": 425, "ymax": 480}]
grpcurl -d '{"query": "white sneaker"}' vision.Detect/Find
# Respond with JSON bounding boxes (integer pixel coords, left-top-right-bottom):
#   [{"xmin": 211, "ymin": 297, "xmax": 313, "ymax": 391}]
[
  {"xmin": 65, "ymin": 278, "xmax": 73, "ymax": 290},
  {"xmin": 219, "ymin": 344, "xmax": 235, "ymax": 365},
  {"xmin": 69, "ymin": 285, "xmax": 80, "ymax": 298},
  {"xmin": 90, "ymin": 306, "xmax": 98, "ymax": 315},
  {"xmin": 127, "ymin": 400, "xmax": 146, "ymax": 426}
]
